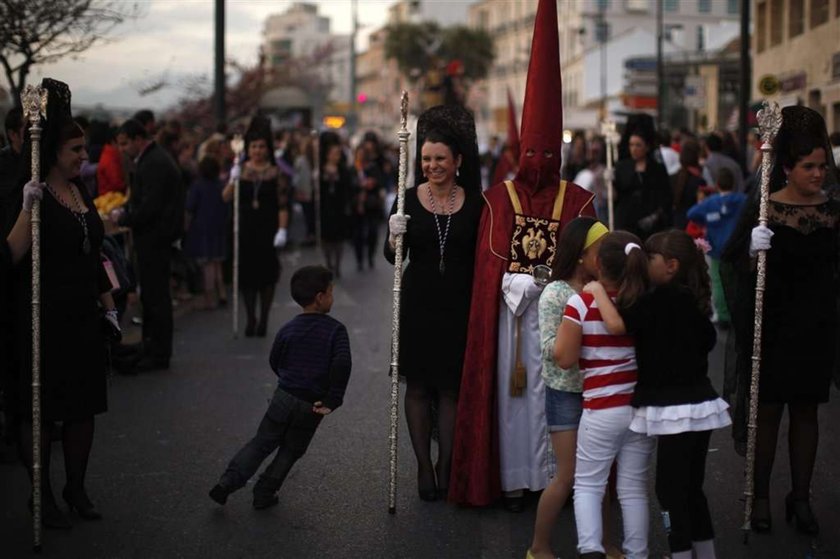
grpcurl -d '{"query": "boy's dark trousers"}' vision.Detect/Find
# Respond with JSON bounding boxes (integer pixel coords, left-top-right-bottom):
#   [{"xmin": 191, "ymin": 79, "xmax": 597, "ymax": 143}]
[{"xmin": 220, "ymin": 387, "xmax": 322, "ymax": 498}]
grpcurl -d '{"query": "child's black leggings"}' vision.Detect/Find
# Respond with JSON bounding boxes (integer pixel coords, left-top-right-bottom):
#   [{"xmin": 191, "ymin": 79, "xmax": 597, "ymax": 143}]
[{"xmin": 655, "ymin": 430, "xmax": 714, "ymax": 553}]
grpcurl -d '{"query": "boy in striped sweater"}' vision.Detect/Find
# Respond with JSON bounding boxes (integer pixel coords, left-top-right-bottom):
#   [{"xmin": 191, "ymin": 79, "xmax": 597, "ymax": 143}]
[
  {"xmin": 209, "ymin": 266, "xmax": 352, "ymax": 510},
  {"xmin": 554, "ymin": 231, "xmax": 654, "ymax": 559}
]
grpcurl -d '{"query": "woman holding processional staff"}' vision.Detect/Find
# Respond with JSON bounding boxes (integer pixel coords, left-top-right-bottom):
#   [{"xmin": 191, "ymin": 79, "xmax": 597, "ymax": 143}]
[
  {"xmin": 222, "ymin": 115, "xmax": 289, "ymax": 338},
  {"xmin": 9, "ymin": 79, "xmax": 117, "ymax": 528},
  {"xmin": 722, "ymin": 105, "xmax": 840, "ymax": 535},
  {"xmin": 384, "ymin": 105, "xmax": 482, "ymax": 501}
]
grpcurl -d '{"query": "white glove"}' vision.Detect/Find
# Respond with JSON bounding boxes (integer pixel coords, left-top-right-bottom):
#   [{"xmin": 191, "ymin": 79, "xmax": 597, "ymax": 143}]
[
  {"xmin": 273, "ymin": 228, "xmax": 288, "ymax": 249},
  {"xmin": 502, "ymin": 272, "xmax": 544, "ymax": 316},
  {"xmin": 104, "ymin": 309, "xmax": 121, "ymax": 333},
  {"xmin": 230, "ymin": 162, "xmax": 242, "ymax": 182},
  {"xmin": 749, "ymin": 225, "xmax": 774, "ymax": 257},
  {"xmin": 22, "ymin": 180, "xmax": 45, "ymax": 212},
  {"xmin": 389, "ymin": 213, "xmax": 410, "ymax": 237},
  {"xmin": 523, "ymin": 275, "xmax": 544, "ymax": 300},
  {"xmin": 109, "ymin": 207, "xmax": 126, "ymax": 224},
  {"xmin": 602, "ymin": 168, "xmax": 615, "ymax": 183}
]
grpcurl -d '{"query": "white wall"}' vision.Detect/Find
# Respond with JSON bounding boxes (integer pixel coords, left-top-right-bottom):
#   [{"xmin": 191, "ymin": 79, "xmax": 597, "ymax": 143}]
[{"xmin": 581, "ymin": 27, "xmax": 678, "ymax": 105}]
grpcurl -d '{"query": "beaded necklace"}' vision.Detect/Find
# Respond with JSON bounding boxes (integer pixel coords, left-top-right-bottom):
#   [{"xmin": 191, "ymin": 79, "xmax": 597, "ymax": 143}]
[
  {"xmin": 48, "ymin": 183, "xmax": 90, "ymax": 254},
  {"xmin": 426, "ymin": 184, "xmax": 457, "ymax": 275}
]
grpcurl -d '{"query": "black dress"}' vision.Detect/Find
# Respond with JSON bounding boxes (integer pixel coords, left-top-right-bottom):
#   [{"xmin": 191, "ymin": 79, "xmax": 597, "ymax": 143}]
[
  {"xmin": 724, "ymin": 195, "xmax": 839, "ymax": 406},
  {"xmin": 758, "ymin": 199, "xmax": 839, "ymax": 402},
  {"xmin": 237, "ymin": 167, "xmax": 286, "ymax": 290},
  {"xmin": 13, "ymin": 183, "xmax": 108, "ymax": 421},
  {"xmin": 384, "ymin": 187, "xmax": 482, "ymax": 391},
  {"xmin": 319, "ymin": 166, "xmax": 354, "ymax": 242}
]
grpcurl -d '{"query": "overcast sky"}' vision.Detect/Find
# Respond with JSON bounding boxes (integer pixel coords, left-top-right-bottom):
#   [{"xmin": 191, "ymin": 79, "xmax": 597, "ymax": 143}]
[{"xmin": 27, "ymin": 1, "xmax": 396, "ymax": 111}]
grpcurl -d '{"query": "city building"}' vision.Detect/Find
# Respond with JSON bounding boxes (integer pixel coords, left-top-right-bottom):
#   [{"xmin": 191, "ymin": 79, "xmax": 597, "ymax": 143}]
[
  {"xmin": 624, "ymin": 37, "xmax": 743, "ymax": 132},
  {"xmin": 354, "ymin": 0, "xmax": 470, "ymax": 137},
  {"xmin": 355, "ymin": 27, "xmax": 409, "ymax": 138},
  {"xmin": 387, "ymin": 0, "xmax": 471, "ymax": 27},
  {"xmin": 752, "ymin": 0, "xmax": 840, "ymax": 132},
  {"xmin": 468, "ymin": 0, "xmax": 740, "ymax": 139},
  {"xmin": 262, "ymin": 2, "xmax": 353, "ymax": 126}
]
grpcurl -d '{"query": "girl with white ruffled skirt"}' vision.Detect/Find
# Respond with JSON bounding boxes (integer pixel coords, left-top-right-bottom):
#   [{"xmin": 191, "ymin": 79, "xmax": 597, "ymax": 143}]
[{"xmin": 586, "ymin": 229, "xmax": 732, "ymax": 559}]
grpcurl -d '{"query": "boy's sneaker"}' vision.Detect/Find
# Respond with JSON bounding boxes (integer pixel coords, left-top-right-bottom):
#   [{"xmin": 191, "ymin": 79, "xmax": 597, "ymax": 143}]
[
  {"xmin": 252, "ymin": 493, "xmax": 279, "ymax": 510},
  {"xmin": 209, "ymin": 484, "xmax": 231, "ymax": 505}
]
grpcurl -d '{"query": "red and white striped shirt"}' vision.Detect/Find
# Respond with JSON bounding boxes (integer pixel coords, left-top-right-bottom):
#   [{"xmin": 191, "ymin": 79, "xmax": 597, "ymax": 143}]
[{"xmin": 563, "ymin": 292, "xmax": 637, "ymax": 410}]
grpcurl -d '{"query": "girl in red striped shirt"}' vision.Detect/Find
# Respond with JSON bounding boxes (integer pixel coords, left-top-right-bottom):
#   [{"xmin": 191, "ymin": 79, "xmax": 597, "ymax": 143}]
[{"xmin": 555, "ymin": 231, "xmax": 654, "ymax": 559}]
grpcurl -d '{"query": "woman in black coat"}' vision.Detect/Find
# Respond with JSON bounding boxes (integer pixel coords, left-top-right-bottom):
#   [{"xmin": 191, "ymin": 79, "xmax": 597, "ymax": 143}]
[{"xmin": 613, "ymin": 132, "xmax": 672, "ymax": 239}]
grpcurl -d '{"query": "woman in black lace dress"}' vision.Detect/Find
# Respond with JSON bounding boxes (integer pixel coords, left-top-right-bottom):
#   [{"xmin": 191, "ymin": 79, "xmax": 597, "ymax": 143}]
[
  {"xmin": 10, "ymin": 79, "xmax": 118, "ymax": 527},
  {"xmin": 722, "ymin": 106, "xmax": 839, "ymax": 536},
  {"xmin": 222, "ymin": 116, "xmax": 289, "ymax": 337},
  {"xmin": 384, "ymin": 106, "xmax": 482, "ymax": 501}
]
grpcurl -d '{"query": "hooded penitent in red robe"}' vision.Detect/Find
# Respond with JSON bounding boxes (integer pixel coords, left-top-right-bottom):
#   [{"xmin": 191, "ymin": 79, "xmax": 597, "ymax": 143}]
[{"xmin": 449, "ymin": 0, "xmax": 596, "ymax": 507}]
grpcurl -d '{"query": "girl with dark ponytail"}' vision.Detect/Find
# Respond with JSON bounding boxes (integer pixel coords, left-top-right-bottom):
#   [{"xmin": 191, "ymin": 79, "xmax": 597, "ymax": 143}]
[
  {"xmin": 586, "ymin": 229, "xmax": 731, "ymax": 559},
  {"xmin": 554, "ymin": 231, "xmax": 655, "ymax": 559}
]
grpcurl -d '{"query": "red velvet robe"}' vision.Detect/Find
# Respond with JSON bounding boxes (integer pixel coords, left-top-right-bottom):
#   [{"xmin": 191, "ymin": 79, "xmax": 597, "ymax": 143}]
[{"xmin": 448, "ymin": 179, "xmax": 596, "ymax": 506}]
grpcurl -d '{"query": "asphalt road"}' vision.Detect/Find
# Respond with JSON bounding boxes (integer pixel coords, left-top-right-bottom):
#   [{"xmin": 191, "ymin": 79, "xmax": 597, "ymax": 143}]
[{"xmin": 1, "ymin": 244, "xmax": 839, "ymax": 559}]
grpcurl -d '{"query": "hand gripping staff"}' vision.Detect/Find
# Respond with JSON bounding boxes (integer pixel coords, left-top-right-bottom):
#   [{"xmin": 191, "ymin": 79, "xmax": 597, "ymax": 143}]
[
  {"xmin": 230, "ymin": 135, "xmax": 244, "ymax": 338},
  {"xmin": 388, "ymin": 91, "xmax": 410, "ymax": 514},
  {"xmin": 742, "ymin": 101, "xmax": 781, "ymax": 543},
  {"xmin": 22, "ymin": 83, "xmax": 48, "ymax": 553}
]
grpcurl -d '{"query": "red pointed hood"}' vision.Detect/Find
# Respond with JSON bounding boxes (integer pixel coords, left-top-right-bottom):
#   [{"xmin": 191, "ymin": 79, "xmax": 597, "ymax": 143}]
[{"xmin": 514, "ymin": 0, "xmax": 563, "ymax": 191}]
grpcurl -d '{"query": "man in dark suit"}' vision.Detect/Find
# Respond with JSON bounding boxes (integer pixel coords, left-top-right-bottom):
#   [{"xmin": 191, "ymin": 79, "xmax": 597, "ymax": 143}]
[{"xmin": 115, "ymin": 118, "xmax": 183, "ymax": 372}]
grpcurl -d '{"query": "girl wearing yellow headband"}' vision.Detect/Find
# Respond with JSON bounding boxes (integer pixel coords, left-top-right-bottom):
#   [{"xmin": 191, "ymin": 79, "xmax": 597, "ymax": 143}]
[{"xmin": 527, "ymin": 217, "xmax": 610, "ymax": 559}]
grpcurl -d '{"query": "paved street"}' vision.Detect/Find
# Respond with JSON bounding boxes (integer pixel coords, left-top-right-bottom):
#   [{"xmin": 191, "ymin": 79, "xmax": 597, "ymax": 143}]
[{"xmin": 1, "ymin": 244, "xmax": 839, "ymax": 559}]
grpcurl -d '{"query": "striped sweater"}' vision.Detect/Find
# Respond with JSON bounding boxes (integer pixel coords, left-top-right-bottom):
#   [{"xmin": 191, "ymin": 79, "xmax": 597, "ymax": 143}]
[
  {"xmin": 269, "ymin": 313, "xmax": 352, "ymax": 411},
  {"xmin": 563, "ymin": 292, "xmax": 637, "ymax": 410}
]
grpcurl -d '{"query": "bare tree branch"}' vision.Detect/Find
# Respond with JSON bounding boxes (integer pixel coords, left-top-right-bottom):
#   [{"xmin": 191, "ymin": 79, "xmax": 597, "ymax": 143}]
[{"xmin": 0, "ymin": 0, "xmax": 142, "ymax": 105}]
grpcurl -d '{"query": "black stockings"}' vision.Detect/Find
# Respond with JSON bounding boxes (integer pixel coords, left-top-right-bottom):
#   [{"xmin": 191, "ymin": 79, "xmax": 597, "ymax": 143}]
[
  {"xmin": 323, "ymin": 242, "xmax": 344, "ymax": 278},
  {"xmin": 404, "ymin": 381, "xmax": 457, "ymax": 491},
  {"xmin": 242, "ymin": 286, "xmax": 275, "ymax": 334},
  {"xmin": 242, "ymin": 288, "xmax": 257, "ymax": 330},
  {"xmin": 62, "ymin": 419, "xmax": 95, "ymax": 493},
  {"xmin": 18, "ymin": 417, "xmax": 96, "ymax": 501},
  {"xmin": 754, "ymin": 402, "xmax": 819, "ymax": 501},
  {"xmin": 258, "ymin": 285, "xmax": 275, "ymax": 331}
]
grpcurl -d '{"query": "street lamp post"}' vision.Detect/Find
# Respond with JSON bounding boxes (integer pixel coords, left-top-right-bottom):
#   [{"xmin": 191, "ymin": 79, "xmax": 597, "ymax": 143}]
[
  {"xmin": 349, "ymin": 0, "xmax": 358, "ymax": 134},
  {"xmin": 656, "ymin": 0, "xmax": 664, "ymax": 127},
  {"xmin": 214, "ymin": 0, "xmax": 226, "ymax": 130},
  {"xmin": 738, "ymin": 0, "xmax": 751, "ymax": 169},
  {"xmin": 599, "ymin": 6, "xmax": 608, "ymax": 120}
]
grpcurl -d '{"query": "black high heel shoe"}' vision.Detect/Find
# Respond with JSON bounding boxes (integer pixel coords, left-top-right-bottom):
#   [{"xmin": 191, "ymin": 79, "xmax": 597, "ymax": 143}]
[
  {"xmin": 418, "ymin": 487, "xmax": 439, "ymax": 502},
  {"xmin": 751, "ymin": 497, "xmax": 772, "ymax": 533},
  {"xmin": 29, "ymin": 496, "xmax": 72, "ymax": 529},
  {"xmin": 785, "ymin": 493, "xmax": 819, "ymax": 535},
  {"xmin": 417, "ymin": 469, "xmax": 438, "ymax": 502},
  {"xmin": 256, "ymin": 320, "xmax": 268, "ymax": 338},
  {"xmin": 63, "ymin": 486, "xmax": 102, "ymax": 521}
]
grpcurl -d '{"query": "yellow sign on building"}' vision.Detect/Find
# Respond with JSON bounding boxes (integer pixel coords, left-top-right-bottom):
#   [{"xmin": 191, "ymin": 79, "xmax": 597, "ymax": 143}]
[{"xmin": 758, "ymin": 75, "xmax": 780, "ymax": 96}]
